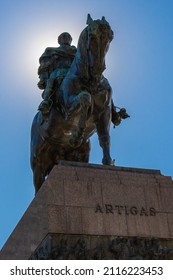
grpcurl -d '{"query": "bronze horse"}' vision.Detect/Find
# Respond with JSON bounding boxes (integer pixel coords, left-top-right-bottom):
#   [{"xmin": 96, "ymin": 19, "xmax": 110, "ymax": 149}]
[{"xmin": 31, "ymin": 15, "xmax": 126, "ymax": 193}]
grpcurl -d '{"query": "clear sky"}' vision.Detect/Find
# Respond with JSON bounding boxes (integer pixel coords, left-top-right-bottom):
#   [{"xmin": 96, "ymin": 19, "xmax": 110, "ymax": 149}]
[{"xmin": 0, "ymin": 0, "xmax": 173, "ymax": 249}]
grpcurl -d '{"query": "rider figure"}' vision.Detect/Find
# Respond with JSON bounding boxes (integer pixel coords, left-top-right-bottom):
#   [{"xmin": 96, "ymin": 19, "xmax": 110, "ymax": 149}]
[{"xmin": 38, "ymin": 32, "xmax": 77, "ymax": 114}]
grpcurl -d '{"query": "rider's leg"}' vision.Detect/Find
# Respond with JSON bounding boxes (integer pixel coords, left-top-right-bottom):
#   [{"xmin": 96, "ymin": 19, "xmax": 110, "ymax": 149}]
[{"xmin": 38, "ymin": 78, "xmax": 55, "ymax": 113}]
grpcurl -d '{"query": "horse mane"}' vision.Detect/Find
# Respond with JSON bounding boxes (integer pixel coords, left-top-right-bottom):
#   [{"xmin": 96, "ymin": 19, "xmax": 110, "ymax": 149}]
[{"xmin": 73, "ymin": 28, "xmax": 89, "ymax": 80}]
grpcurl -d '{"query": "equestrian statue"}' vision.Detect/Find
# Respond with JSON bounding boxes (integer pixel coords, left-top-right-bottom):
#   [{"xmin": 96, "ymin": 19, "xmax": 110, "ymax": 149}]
[{"xmin": 30, "ymin": 14, "xmax": 129, "ymax": 194}]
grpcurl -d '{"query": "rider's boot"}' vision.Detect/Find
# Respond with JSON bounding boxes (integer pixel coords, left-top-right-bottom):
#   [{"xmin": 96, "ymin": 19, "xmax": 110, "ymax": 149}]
[{"xmin": 38, "ymin": 98, "xmax": 53, "ymax": 114}]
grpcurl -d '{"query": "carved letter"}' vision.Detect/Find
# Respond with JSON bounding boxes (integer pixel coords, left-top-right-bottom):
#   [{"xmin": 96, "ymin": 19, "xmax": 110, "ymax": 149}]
[
  {"xmin": 130, "ymin": 206, "xmax": 138, "ymax": 215},
  {"xmin": 140, "ymin": 207, "xmax": 148, "ymax": 216},
  {"xmin": 95, "ymin": 204, "xmax": 103, "ymax": 213},
  {"xmin": 115, "ymin": 205, "xmax": 124, "ymax": 215},
  {"xmin": 105, "ymin": 204, "xmax": 114, "ymax": 214},
  {"xmin": 150, "ymin": 207, "xmax": 156, "ymax": 216},
  {"xmin": 124, "ymin": 206, "xmax": 129, "ymax": 215}
]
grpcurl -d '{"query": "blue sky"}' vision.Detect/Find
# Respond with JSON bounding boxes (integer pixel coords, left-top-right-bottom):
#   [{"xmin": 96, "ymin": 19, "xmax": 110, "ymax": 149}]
[{"xmin": 0, "ymin": 0, "xmax": 173, "ymax": 249}]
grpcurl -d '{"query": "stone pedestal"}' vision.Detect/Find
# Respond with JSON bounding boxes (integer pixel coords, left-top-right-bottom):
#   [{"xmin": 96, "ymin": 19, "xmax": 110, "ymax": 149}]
[{"xmin": 1, "ymin": 161, "xmax": 173, "ymax": 259}]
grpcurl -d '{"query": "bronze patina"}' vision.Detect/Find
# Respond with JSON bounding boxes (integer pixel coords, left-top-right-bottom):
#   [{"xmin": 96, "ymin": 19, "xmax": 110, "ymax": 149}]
[{"xmin": 30, "ymin": 14, "xmax": 129, "ymax": 193}]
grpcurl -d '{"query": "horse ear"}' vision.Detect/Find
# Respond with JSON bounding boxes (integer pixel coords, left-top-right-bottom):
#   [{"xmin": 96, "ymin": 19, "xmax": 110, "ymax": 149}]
[
  {"xmin": 102, "ymin": 16, "xmax": 106, "ymax": 22},
  {"xmin": 86, "ymin": 14, "xmax": 93, "ymax": 25}
]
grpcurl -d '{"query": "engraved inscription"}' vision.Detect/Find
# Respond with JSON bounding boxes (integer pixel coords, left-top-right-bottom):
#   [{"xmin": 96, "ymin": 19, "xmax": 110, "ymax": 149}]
[{"xmin": 95, "ymin": 204, "xmax": 156, "ymax": 216}]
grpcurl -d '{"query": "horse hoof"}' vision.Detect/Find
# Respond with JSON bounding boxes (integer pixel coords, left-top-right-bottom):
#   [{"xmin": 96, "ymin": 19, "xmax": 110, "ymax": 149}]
[{"xmin": 102, "ymin": 158, "xmax": 115, "ymax": 166}]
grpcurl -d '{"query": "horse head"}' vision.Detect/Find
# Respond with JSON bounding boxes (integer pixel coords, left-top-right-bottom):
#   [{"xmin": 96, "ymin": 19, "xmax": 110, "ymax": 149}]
[{"xmin": 86, "ymin": 14, "xmax": 113, "ymax": 80}]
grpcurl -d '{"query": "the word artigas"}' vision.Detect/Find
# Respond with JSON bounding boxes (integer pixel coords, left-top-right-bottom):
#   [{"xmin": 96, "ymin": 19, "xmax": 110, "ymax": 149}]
[{"xmin": 95, "ymin": 204, "xmax": 156, "ymax": 216}]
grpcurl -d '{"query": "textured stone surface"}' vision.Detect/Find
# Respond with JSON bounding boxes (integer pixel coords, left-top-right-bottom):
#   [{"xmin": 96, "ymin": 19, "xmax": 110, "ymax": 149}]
[
  {"xmin": 29, "ymin": 234, "xmax": 173, "ymax": 260},
  {"xmin": 0, "ymin": 161, "xmax": 173, "ymax": 259}
]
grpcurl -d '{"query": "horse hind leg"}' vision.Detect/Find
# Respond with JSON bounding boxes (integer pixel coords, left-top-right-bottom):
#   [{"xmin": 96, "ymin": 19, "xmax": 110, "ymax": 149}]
[
  {"xmin": 33, "ymin": 166, "xmax": 45, "ymax": 195},
  {"xmin": 32, "ymin": 154, "xmax": 56, "ymax": 195},
  {"xmin": 31, "ymin": 150, "xmax": 54, "ymax": 195}
]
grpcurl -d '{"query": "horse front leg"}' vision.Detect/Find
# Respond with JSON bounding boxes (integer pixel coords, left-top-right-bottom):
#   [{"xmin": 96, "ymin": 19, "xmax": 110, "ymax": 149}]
[
  {"xmin": 69, "ymin": 91, "xmax": 91, "ymax": 147},
  {"xmin": 96, "ymin": 107, "xmax": 114, "ymax": 165}
]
